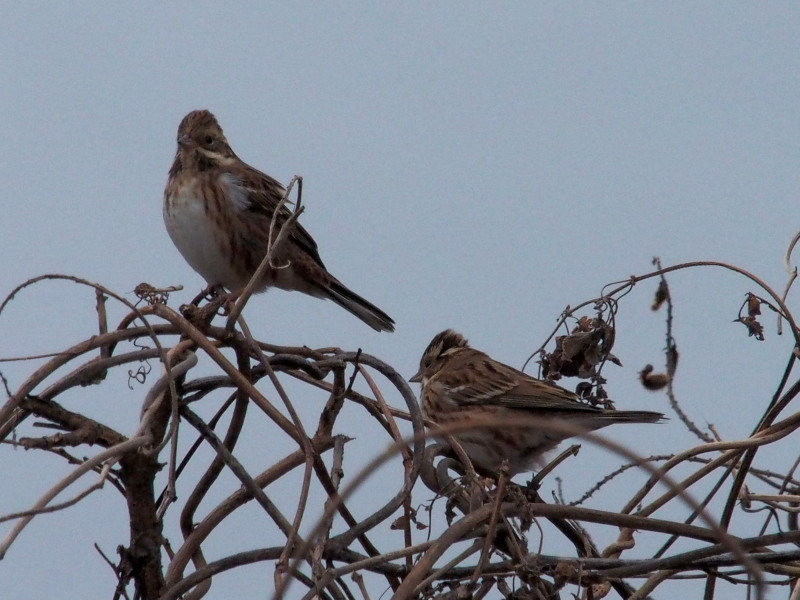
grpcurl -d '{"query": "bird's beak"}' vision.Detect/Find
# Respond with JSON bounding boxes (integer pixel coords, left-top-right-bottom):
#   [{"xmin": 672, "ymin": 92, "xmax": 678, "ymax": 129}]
[
  {"xmin": 409, "ymin": 370, "xmax": 423, "ymax": 383},
  {"xmin": 177, "ymin": 134, "xmax": 193, "ymax": 148}
]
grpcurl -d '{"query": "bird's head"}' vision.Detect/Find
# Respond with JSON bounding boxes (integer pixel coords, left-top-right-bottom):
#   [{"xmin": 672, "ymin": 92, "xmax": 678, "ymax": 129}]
[
  {"xmin": 410, "ymin": 329, "xmax": 469, "ymax": 384},
  {"xmin": 174, "ymin": 110, "xmax": 236, "ymax": 166}
]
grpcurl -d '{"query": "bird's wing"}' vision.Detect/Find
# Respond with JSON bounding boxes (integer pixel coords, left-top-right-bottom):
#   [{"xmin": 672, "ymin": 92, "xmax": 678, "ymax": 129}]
[
  {"xmin": 230, "ymin": 168, "xmax": 326, "ymax": 268},
  {"xmin": 496, "ymin": 373, "xmax": 603, "ymax": 412},
  {"xmin": 439, "ymin": 351, "xmax": 602, "ymax": 413}
]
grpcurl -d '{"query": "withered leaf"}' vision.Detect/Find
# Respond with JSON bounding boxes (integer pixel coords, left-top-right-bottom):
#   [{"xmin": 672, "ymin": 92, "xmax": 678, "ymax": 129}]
[
  {"xmin": 747, "ymin": 293, "xmax": 762, "ymax": 317},
  {"xmin": 541, "ymin": 318, "xmax": 617, "ymax": 380},
  {"xmin": 652, "ymin": 279, "xmax": 669, "ymax": 311},
  {"xmin": 390, "ymin": 515, "xmax": 408, "ymax": 530},
  {"xmin": 639, "ymin": 364, "xmax": 669, "ymax": 391},
  {"xmin": 553, "ymin": 561, "xmax": 580, "ymax": 587},
  {"xmin": 737, "ymin": 315, "xmax": 765, "ymax": 341},
  {"xmin": 666, "ymin": 344, "xmax": 679, "ymax": 376}
]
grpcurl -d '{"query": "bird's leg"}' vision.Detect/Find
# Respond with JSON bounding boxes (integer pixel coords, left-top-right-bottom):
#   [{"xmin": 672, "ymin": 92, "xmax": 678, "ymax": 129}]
[
  {"xmin": 186, "ymin": 285, "xmax": 231, "ymax": 322},
  {"xmin": 206, "ymin": 284, "xmax": 226, "ymax": 300},
  {"xmin": 188, "ymin": 284, "xmax": 225, "ymax": 307},
  {"xmin": 189, "ymin": 287, "xmax": 209, "ymax": 307},
  {"xmin": 221, "ymin": 288, "xmax": 244, "ymax": 316}
]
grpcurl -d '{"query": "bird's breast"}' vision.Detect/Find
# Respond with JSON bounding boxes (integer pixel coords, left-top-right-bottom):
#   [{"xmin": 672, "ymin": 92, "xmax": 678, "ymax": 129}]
[{"xmin": 163, "ymin": 185, "xmax": 247, "ymax": 291}]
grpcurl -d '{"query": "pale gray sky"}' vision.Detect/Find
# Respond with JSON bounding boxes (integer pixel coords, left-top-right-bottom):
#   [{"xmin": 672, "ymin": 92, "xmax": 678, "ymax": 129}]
[{"xmin": 1, "ymin": 4, "xmax": 799, "ymax": 599}]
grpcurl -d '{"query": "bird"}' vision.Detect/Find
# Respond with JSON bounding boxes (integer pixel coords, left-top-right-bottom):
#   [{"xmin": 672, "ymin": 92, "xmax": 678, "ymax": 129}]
[
  {"xmin": 410, "ymin": 329, "xmax": 664, "ymax": 475},
  {"xmin": 163, "ymin": 109, "xmax": 395, "ymax": 332}
]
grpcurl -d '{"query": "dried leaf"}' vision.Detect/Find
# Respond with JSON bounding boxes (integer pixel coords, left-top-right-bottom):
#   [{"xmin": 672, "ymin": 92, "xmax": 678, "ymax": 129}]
[
  {"xmin": 574, "ymin": 315, "xmax": 594, "ymax": 332},
  {"xmin": 639, "ymin": 364, "xmax": 669, "ymax": 391},
  {"xmin": 737, "ymin": 316, "xmax": 765, "ymax": 341},
  {"xmin": 390, "ymin": 515, "xmax": 408, "ymax": 530},
  {"xmin": 542, "ymin": 318, "xmax": 616, "ymax": 381},
  {"xmin": 560, "ymin": 330, "xmax": 598, "ymax": 362},
  {"xmin": 652, "ymin": 279, "xmax": 669, "ymax": 311},
  {"xmin": 133, "ymin": 282, "xmax": 178, "ymax": 306},
  {"xmin": 666, "ymin": 344, "xmax": 679, "ymax": 376},
  {"xmin": 747, "ymin": 293, "xmax": 762, "ymax": 317},
  {"xmin": 553, "ymin": 561, "xmax": 579, "ymax": 587}
]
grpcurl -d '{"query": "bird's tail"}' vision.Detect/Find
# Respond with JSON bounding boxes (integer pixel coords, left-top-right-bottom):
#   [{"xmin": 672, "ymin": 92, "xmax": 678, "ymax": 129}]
[
  {"xmin": 327, "ymin": 279, "xmax": 395, "ymax": 332},
  {"xmin": 602, "ymin": 410, "xmax": 666, "ymax": 424}
]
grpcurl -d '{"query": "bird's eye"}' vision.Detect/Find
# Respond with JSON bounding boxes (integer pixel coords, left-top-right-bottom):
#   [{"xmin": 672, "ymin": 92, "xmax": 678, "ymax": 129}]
[{"xmin": 204, "ymin": 136, "xmax": 214, "ymax": 146}]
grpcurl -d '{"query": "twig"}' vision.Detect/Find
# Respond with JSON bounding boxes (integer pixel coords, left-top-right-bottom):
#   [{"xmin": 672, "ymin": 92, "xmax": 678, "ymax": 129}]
[
  {"xmin": 0, "ymin": 463, "xmax": 111, "ymax": 523},
  {"xmin": 0, "ymin": 435, "xmax": 151, "ymax": 559}
]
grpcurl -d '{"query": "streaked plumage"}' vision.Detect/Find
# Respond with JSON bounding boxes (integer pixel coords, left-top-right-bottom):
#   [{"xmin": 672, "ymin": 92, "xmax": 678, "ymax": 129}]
[
  {"xmin": 163, "ymin": 110, "xmax": 394, "ymax": 332},
  {"xmin": 411, "ymin": 329, "xmax": 664, "ymax": 474}
]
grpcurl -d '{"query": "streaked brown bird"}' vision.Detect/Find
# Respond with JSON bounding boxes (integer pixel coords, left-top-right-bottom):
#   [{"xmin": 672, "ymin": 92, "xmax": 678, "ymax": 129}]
[
  {"xmin": 410, "ymin": 329, "xmax": 664, "ymax": 475},
  {"xmin": 163, "ymin": 109, "xmax": 395, "ymax": 332}
]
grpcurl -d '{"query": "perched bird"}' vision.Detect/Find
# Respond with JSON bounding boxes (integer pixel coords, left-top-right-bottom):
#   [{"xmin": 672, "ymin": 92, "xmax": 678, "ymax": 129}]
[
  {"xmin": 410, "ymin": 329, "xmax": 664, "ymax": 475},
  {"xmin": 163, "ymin": 110, "xmax": 395, "ymax": 332}
]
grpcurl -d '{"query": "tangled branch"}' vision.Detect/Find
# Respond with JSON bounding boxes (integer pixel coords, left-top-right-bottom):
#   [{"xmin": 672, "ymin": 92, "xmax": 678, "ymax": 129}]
[{"xmin": 2, "ymin": 246, "xmax": 800, "ymax": 599}]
